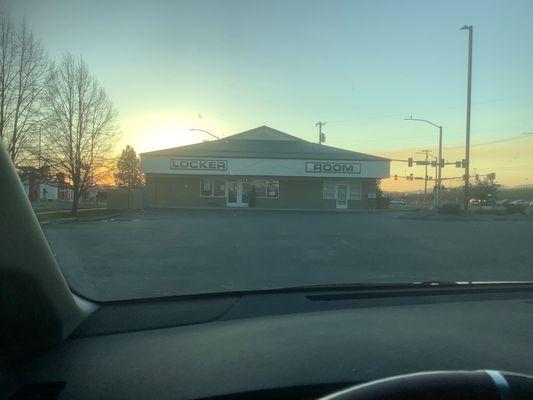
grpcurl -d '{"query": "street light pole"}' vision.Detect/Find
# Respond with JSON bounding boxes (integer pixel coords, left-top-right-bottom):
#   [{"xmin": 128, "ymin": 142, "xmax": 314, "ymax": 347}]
[
  {"xmin": 404, "ymin": 117, "xmax": 443, "ymax": 207},
  {"xmin": 461, "ymin": 24, "xmax": 473, "ymax": 210},
  {"xmin": 189, "ymin": 128, "xmax": 220, "ymax": 140}
]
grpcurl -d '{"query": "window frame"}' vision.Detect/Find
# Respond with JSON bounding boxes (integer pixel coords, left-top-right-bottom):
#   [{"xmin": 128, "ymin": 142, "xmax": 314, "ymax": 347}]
[
  {"xmin": 200, "ymin": 178, "xmax": 213, "ymax": 197},
  {"xmin": 252, "ymin": 179, "xmax": 279, "ymax": 199},
  {"xmin": 265, "ymin": 180, "xmax": 279, "ymax": 199},
  {"xmin": 348, "ymin": 182, "xmax": 362, "ymax": 200},
  {"xmin": 212, "ymin": 179, "xmax": 226, "ymax": 197},
  {"xmin": 322, "ymin": 181, "xmax": 335, "ymax": 200},
  {"xmin": 200, "ymin": 178, "xmax": 227, "ymax": 198}
]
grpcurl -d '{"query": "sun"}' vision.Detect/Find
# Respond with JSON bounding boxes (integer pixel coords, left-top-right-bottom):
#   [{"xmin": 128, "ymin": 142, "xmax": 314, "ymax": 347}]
[{"xmin": 117, "ymin": 110, "xmax": 218, "ymax": 154}]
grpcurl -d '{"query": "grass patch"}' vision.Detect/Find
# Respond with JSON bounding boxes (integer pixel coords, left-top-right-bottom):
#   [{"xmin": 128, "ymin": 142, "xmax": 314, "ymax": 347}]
[{"xmin": 37, "ymin": 209, "xmax": 119, "ymax": 224}]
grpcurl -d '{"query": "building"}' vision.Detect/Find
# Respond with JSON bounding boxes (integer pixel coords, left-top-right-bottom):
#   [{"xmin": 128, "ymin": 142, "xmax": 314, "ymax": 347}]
[
  {"xmin": 22, "ymin": 180, "xmax": 73, "ymax": 202},
  {"xmin": 140, "ymin": 126, "xmax": 390, "ymax": 210}
]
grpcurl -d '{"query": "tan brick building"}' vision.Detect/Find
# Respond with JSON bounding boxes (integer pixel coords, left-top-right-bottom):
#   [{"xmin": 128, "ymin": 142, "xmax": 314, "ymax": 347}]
[{"xmin": 141, "ymin": 126, "xmax": 390, "ymax": 210}]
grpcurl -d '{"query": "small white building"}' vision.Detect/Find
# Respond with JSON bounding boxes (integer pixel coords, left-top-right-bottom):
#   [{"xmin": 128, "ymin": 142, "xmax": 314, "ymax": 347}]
[{"xmin": 22, "ymin": 180, "xmax": 73, "ymax": 202}]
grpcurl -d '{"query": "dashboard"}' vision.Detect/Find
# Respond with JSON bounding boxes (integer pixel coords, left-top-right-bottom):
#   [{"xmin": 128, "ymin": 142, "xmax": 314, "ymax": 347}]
[{"xmin": 3, "ymin": 287, "xmax": 533, "ymax": 399}]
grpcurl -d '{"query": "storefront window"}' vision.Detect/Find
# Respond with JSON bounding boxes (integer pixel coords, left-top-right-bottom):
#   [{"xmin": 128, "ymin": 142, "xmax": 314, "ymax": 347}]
[
  {"xmin": 201, "ymin": 179, "xmax": 226, "ymax": 197},
  {"xmin": 349, "ymin": 182, "xmax": 361, "ymax": 200},
  {"xmin": 213, "ymin": 179, "xmax": 225, "ymax": 197},
  {"xmin": 323, "ymin": 182, "xmax": 335, "ymax": 200},
  {"xmin": 266, "ymin": 181, "xmax": 279, "ymax": 198},
  {"xmin": 253, "ymin": 180, "xmax": 267, "ymax": 197},
  {"xmin": 200, "ymin": 179, "xmax": 213, "ymax": 196},
  {"xmin": 251, "ymin": 180, "xmax": 279, "ymax": 198}
]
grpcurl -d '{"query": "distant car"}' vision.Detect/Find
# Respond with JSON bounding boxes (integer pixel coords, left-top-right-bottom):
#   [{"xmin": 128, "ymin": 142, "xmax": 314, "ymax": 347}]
[
  {"xmin": 496, "ymin": 199, "xmax": 510, "ymax": 206},
  {"xmin": 481, "ymin": 198, "xmax": 495, "ymax": 206},
  {"xmin": 469, "ymin": 198, "xmax": 480, "ymax": 206},
  {"xmin": 510, "ymin": 199, "xmax": 528, "ymax": 206},
  {"xmin": 390, "ymin": 198, "xmax": 407, "ymax": 205}
]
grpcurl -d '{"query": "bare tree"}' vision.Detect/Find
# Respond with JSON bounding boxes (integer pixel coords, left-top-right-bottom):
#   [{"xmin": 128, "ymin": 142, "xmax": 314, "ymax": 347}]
[
  {"xmin": 42, "ymin": 53, "xmax": 119, "ymax": 214},
  {"xmin": 0, "ymin": 13, "xmax": 48, "ymax": 166}
]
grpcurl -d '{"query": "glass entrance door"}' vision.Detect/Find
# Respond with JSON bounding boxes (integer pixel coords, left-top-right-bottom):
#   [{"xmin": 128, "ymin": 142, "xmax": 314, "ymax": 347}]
[
  {"xmin": 226, "ymin": 180, "xmax": 247, "ymax": 207},
  {"xmin": 336, "ymin": 184, "xmax": 348, "ymax": 209}
]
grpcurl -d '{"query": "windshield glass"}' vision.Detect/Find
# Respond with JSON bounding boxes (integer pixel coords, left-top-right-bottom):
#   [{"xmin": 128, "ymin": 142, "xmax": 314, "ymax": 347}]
[{"xmin": 5, "ymin": 1, "xmax": 533, "ymax": 301}]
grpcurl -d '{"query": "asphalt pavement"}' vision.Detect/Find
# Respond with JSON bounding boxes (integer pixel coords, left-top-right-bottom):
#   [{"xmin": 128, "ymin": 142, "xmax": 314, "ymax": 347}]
[{"xmin": 42, "ymin": 209, "xmax": 533, "ymax": 301}]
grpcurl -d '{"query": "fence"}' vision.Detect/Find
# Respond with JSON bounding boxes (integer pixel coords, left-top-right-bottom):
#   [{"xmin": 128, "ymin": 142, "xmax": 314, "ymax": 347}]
[{"xmin": 107, "ymin": 189, "xmax": 144, "ymax": 210}]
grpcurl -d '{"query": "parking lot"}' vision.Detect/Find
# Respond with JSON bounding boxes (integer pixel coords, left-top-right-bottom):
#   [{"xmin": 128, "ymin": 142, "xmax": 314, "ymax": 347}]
[{"xmin": 43, "ymin": 209, "xmax": 533, "ymax": 301}]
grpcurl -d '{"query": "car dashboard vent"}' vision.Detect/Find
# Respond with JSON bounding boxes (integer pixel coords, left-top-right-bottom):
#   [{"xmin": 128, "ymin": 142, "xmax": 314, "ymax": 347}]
[{"xmin": 6, "ymin": 382, "xmax": 66, "ymax": 400}]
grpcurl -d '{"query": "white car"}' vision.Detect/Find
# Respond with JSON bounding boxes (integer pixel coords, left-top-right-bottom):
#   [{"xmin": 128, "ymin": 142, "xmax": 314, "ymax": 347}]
[
  {"xmin": 390, "ymin": 199, "xmax": 407, "ymax": 205},
  {"xmin": 510, "ymin": 200, "xmax": 528, "ymax": 206}
]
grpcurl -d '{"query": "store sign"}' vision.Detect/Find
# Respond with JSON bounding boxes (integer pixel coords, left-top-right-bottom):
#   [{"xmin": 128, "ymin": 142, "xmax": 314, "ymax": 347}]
[
  {"xmin": 170, "ymin": 159, "xmax": 228, "ymax": 171},
  {"xmin": 305, "ymin": 161, "xmax": 361, "ymax": 174}
]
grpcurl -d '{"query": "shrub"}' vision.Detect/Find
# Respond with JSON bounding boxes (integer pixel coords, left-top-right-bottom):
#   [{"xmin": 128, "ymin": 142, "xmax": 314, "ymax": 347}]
[
  {"xmin": 377, "ymin": 197, "xmax": 391, "ymax": 209},
  {"xmin": 504, "ymin": 204, "xmax": 526, "ymax": 215},
  {"xmin": 439, "ymin": 203, "xmax": 462, "ymax": 215}
]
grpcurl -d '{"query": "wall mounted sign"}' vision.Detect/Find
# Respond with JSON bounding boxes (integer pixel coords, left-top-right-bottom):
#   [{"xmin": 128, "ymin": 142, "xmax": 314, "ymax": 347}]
[
  {"xmin": 305, "ymin": 161, "xmax": 361, "ymax": 174},
  {"xmin": 170, "ymin": 159, "xmax": 228, "ymax": 171}
]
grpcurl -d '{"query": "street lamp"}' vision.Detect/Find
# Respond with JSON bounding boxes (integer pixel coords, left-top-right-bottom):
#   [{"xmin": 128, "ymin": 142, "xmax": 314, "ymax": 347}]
[
  {"xmin": 189, "ymin": 128, "xmax": 220, "ymax": 140},
  {"xmin": 461, "ymin": 24, "xmax": 473, "ymax": 210},
  {"xmin": 404, "ymin": 116, "xmax": 443, "ymax": 207}
]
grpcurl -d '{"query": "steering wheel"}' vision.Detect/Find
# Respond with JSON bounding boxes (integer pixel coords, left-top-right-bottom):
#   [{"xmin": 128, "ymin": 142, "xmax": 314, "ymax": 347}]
[{"xmin": 319, "ymin": 370, "xmax": 533, "ymax": 400}]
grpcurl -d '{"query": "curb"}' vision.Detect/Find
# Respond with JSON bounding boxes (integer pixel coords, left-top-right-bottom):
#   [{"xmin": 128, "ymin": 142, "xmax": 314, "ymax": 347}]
[{"xmin": 142, "ymin": 206, "xmax": 418, "ymax": 214}]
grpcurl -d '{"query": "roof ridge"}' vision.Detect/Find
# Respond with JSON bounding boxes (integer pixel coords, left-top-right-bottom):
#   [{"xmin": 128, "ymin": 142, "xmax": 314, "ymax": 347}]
[
  {"xmin": 225, "ymin": 125, "xmax": 303, "ymax": 142},
  {"xmin": 140, "ymin": 126, "xmax": 389, "ymax": 161}
]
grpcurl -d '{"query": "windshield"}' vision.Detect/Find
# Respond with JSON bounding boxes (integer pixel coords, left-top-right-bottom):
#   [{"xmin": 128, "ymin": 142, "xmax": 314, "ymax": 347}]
[{"xmin": 4, "ymin": 1, "xmax": 533, "ymax": 301}]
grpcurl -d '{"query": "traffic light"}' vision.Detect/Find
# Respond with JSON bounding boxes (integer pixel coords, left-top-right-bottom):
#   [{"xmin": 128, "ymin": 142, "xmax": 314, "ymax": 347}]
[
  {"xmin": 407, "ymin": 158, "xmax": 413, "ymax": 167},
  {"xmin": 439, "ymin": 159, "xmax": 445, "ymax": 168},
  {"xmin": 409, "ymin": 173, "xmax": 414, "ymax": 181},
  {"xmin": 394, "ymin": 175, "xmax": 398, "ymax": 181},
  {"xmin": 455, "ymin": 161, "xmax": 462, "ymax": 168}
]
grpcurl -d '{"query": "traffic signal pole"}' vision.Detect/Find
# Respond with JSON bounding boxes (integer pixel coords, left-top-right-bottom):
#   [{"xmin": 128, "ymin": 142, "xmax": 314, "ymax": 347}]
[{"xmin": 417, "ymin": 150, "xmax": 431, "ymax": 205}]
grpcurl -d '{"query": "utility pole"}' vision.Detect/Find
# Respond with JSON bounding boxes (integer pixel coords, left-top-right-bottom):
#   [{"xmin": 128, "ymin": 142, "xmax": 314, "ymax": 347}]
[
  {"xmin": 461, "ymin": 25, "xmax": 473, "ymax": 210},
  {"xmin": 417, "ymin": 150, "xmax": 431, "ymax": 205},
  {"xmin": 38, "ymin": 127, "xmax": 42, "ymax": 203},
  {"xmin": 404, "ymin": 117, "xmax": 443, "ymax": 207},
  {"xmin": 437, "ymin": 125, "xmax": 443, "ymax": 207},
  {"xmin": 38, "ymin": 127, "xmax": 42, "ymax": 171},
  {"xmin": 316, "ymin": 121, "xmax": 326, "ymax": 144}
]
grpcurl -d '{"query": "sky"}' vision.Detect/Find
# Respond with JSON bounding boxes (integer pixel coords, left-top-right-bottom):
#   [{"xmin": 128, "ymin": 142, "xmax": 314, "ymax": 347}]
[{"xmin": 5, "ymin": 0, "xmax": 533, "ymax": 190}]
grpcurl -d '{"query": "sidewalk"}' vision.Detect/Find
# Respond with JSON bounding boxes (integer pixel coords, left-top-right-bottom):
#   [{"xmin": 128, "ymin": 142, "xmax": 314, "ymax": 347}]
[{"xmin": 143, "ymin": 206, "xmax": 420, "ymax": 214}]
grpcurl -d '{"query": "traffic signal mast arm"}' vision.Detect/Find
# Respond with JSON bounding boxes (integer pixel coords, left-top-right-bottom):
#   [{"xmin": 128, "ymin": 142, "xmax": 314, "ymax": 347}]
[
  {"xmin": 392, "ymin": 158, "xmax": 463, "ymax": 168},
  {"xmin": 393, "ymin": 174, "xmax": 431, "ymax": 181}
]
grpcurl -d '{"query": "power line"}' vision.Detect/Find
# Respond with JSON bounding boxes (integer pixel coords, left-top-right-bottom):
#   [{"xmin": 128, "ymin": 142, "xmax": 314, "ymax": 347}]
[
  {"xmin": 443, "ymin": 135, "xmax": 531, "ymax": 150},
  {"xmin": 325, "ymin": 94, "xmax": 533, "ymax": 125}
]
